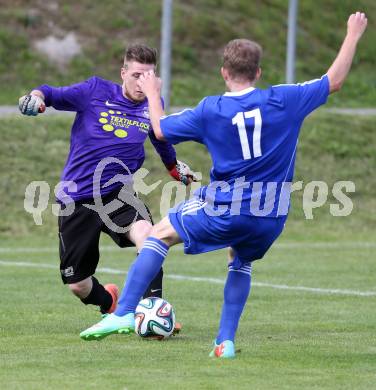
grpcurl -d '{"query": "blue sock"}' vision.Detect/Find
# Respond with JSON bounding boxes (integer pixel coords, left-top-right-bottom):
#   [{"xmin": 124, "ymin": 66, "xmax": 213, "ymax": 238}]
[
  {"xmin": 115, "ymin": 237, "xmax": 169, "ymax": 316},
  {"xmin": 216, "ymin": 262, "xmax": 252, "ymax": 343}
]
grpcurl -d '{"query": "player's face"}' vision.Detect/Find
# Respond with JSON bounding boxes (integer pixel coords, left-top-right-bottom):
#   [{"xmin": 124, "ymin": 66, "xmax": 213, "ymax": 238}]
[{"xmin": 121, "ymin": 61, "xmax": 156, "ymax": 102}]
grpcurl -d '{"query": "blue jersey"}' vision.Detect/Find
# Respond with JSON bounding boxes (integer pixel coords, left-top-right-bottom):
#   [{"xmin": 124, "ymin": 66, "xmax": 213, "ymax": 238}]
[{"xmin": 161, "ymin": 75, "xmax": 329, "ymax": 217}]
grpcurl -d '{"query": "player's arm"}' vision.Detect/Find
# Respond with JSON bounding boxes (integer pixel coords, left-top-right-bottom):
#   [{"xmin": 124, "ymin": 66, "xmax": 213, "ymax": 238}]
[
  {"xmin": 138, "ymin": 71, "xmax": 165, "ymax": 140},
  {"xmin": 19, "ymin": 77, "xmax": 98, "ymax": 116},
  {"xmin": 278, "ymin": 12, "xmax": 367, "ymax": 120},
  {"xmin": 149, "ymin": 131, "xmax": 198, "ymax": 185},
  {"xmin": 139, "ymin": 71, "xmax": 198, "ymax": 185},
  {"xmin": 138, "ymin": 71, "xmax": 204, "ymax": 145},
  {"xmin": 148, "ymin": 93, "xmax": 165, "ymax": 141},
  {"xmin": 327, "ymin": 12, "xmax": 367, "ymax": 93}
]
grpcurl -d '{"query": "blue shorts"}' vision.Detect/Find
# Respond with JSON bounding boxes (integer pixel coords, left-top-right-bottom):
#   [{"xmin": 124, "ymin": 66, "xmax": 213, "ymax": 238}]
[{"xmin": 168, "ymin": 198, "xmax": 286, "ymax": 267}]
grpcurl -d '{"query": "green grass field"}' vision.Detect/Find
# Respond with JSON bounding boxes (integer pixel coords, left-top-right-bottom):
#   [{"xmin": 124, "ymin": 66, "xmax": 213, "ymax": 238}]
[
  {"xmin": 1, "ymin": 1, "xmax": 375, "ymax": 387},
  {"xmin": 1, "ymin": 106, "xmax": 375, "ymax": 388},
  {"xmin": 1, "ymin": 232, "xmax": 376, "ymax": 389},
  {"xmin": 1, "ymin": 0, "xmax": 375, "ymax": 106}
]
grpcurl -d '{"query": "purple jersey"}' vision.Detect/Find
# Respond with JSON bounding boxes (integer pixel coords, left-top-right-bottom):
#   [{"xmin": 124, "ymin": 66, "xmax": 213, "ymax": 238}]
[{"xmin": 38, "ymin": 77, "xmax": 176, "ymax": 203}]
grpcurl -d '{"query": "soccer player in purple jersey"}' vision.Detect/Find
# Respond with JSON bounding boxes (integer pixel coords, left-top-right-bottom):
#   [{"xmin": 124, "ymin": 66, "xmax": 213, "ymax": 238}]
[
  {"xmin": 79, "ymin": 13, "xmax": 367, "ymax": 357},
  {"xmin": 18, "ymin": 44, "xmax": 196, "ymax": 327}
]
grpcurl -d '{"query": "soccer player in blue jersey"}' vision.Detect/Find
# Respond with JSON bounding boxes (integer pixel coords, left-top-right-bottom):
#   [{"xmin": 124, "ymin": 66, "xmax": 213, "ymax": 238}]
[
  {"xmin": 18, "ymin": 44, "xmax": 196, "ymax": 325},
  {"xmin": 80, "ymin": 13, "xmax": 367, "ymax": 357}
]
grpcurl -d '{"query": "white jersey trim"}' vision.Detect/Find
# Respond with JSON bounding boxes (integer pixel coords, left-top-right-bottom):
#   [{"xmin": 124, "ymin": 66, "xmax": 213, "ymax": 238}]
[
  {"xmin": 272, "ymin": 74, "xmax": 327, "ymax": 88},
  {"xmin": 161, "ymin": 108, "xmax": 193, "ymax": 120},
  {"xmin": 223, "ymin": 86, "xmax": 256, "ymax": 97}
]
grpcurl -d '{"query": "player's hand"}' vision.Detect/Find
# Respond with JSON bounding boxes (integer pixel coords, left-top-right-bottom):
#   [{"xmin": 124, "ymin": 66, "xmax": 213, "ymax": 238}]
[
  {"xmin": 137, "ymin": 70, "xmax": 162, "ymax": 98},
  {"xmin": 167, "ymin": 160, "xmax": 198, "ymax": 186},
  {"xmin": 347, "ymin": 12, "xmax": 367, "ymax": 42},
  {"xmin": 19, "ymin": 94, "xmax": 46, "ymax": 116}
]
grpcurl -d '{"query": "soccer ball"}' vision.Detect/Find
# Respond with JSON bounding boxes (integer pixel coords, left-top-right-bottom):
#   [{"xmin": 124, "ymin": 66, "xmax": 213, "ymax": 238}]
[{"xmin": 135, "ymin": 297, "xmax": 175, "ymax": 339}]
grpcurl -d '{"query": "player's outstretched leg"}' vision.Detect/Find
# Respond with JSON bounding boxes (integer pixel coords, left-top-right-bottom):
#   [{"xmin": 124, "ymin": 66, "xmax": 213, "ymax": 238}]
[
  {"xmin": 210, "ymin": 262, "xmax": 252, "ymax": 358},
  {"xmin": 80, "ymin": 312, "xmax": 135, "ymax": 341},
  {"xmin": 80, "ymin": 237, "xmax": 169, "ymax": 340}
]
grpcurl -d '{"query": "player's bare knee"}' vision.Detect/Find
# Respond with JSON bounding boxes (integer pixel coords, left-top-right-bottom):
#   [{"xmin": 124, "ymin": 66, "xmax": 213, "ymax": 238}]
[
  {"xmin": 150, "ymin": 223, "xmax": 167, "ymax": 241},
  {"xmin": 228, "ymin": 248, "xmax": 236, "ymax": 264},
  {"xmin": 68, "ymin": 278, "xmax": 91, "ymax": 298},
  {"xmin": 137, "ymin": 220, "xmax": 153, "ymax": 240},
  {"xmin": 150, "ymin": 217, "xmax": 179, "ymax": 247},
  {"xmin": 68, "ymin": 283, "xmax": 84, "ymax": 297},
  {"xmin": 126, "ymin": 220, "xmax": 152, "ymax": 250}
]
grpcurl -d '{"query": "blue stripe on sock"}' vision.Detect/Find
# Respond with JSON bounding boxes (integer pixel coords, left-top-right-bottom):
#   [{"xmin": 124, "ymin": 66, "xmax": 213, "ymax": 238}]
[
  {"xmin": 145, "ymin": 237, "xmax": 169, "ymax": 251},
  {"xmin": 143, "ymin": 241, "xmax": 168, "ymax": 256},
  {"xmin": 115, "ymin": 237, "xmax": 169, "ymax": 316},
  {"xmin": 228, "ymin": 263, "xmax": 252, "ymax": 275}
]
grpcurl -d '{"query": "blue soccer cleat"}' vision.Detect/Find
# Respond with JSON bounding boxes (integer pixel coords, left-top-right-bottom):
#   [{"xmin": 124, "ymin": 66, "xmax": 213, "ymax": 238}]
[
  {"xmin": 209, "ymin": 340, "xmax": 236, "ymax": 358},
  {"xmin": 80, "ymin": 313, "xmax": 135, "ymax": 341}
]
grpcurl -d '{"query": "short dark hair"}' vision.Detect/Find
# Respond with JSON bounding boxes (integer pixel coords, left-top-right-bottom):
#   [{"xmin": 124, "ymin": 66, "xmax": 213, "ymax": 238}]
[
  {"xmin": 124, "ymin": 44, "xmax": 157, "ymax": 66},
  {"xmin": 223, "ymin": 39, "xmax": 262, "ymax": 82}
]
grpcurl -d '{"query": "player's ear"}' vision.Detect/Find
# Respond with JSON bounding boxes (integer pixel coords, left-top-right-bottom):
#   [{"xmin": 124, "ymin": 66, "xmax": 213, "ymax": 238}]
[
  {"xmin": 221, "ymin": 67, "xmax": 228, "ymax": 81},
  {"xmin": 255, "ymin": 67, "xmax": 262, "ymax": 81},
  {"xmin": 121, "ymin": 67, "xmax": 126, "ymax": 81},
  {"xmin": 121, "ymin": 63, "xmax": 129, "ymax": 80}
]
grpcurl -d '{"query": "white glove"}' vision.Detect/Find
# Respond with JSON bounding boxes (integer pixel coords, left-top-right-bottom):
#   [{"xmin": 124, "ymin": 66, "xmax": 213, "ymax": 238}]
[
  {"xmin": 19, "ymin": 94, "xmax": 46, "ymax": 116},
  {"xmin": 168, "ymin": 160, "xmax": 198, "ymax": 186}
]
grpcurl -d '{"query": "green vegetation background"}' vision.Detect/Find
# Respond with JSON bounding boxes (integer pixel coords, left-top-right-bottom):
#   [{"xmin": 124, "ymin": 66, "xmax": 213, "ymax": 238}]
[
  {"xmin": 0, "ymin": 0, "xmax": 375, "ymax": 240},
  {"xmin": 0, "ymin": 0, "xmax": 375, "ymax": 106},
  {"xmin": 0, "ymin": 113, "xmax": 375, "ymax": 240}
]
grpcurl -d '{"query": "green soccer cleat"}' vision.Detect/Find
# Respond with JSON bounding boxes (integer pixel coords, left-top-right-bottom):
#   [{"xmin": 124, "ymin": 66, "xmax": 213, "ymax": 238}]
[
  {"xmin": 209, "ymin": 340, "xmax": 236, "ymax": 358},
  {"xmin": 80, "ymin": 313, "xmax": 135, "ymax": 341}
]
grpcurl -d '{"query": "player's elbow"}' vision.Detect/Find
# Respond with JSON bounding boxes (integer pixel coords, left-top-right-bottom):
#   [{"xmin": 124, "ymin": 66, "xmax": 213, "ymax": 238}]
[
  {"xmin": 327, "ymin": 70, "xmax": 344, "ymax": 94},
  {"xmin": 327, "ymin": 73, "xmax": 344, "ymax": 94},
  {"xmin": 156, "ymin": 134, "xmax": 165, "ymax": 141},
  {"xmin": 154, "ymin": 130, "xmax": 165, "ymax": 141},
  {"xmin": 329, "ymin": 80, "xmax": 343, "ymax": 93}
]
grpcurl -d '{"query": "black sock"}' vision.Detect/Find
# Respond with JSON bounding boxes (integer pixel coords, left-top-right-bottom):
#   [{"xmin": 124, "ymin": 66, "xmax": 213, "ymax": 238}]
[
  {"xmin": 80, "ymin": 276, "xmax": 113, "ymax": 313},
  {"xmin": 143, "ymin": 267, "xmax": 163, "ymax": 298}
]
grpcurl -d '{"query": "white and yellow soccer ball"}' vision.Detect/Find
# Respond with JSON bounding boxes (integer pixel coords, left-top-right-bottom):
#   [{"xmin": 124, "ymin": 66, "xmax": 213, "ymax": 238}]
[{"xmin": 135, "ymin": 297, "xmax": 175, "ymax": 339}]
